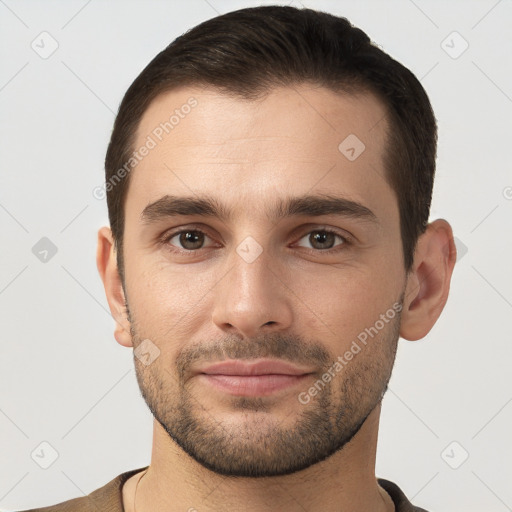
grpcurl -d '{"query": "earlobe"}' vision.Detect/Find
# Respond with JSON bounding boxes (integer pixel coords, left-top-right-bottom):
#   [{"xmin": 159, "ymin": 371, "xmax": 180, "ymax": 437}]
[
  {"xmin": 400, "ymin": 219, "xmax": 457, "ymax": 341},
  {"xmin": 96, "ymin": 227, "xmax": 133, "ymax": 348}
]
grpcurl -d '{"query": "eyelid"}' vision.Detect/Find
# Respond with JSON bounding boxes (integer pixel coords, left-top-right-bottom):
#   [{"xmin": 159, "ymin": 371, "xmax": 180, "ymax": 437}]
[
  {"xmin": 292, "ymin": 225, "xmax": 353, "ymax": 251},
  {"xmin": 159, "ymin": 223, "xmax": 354, "ymax": 254},
  {"xmin": 159, "ymin": 224, "xmax": 218, "ymax": 251},
  {"xmin": 293, "ymin": 223, "xmax": 354, "ymax": 241}
]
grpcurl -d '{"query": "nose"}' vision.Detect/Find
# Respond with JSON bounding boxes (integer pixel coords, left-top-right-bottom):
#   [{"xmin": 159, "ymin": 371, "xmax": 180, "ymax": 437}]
[{"xmin": 211, "ymin": 246, "xmax": 294, "ymax": 339}]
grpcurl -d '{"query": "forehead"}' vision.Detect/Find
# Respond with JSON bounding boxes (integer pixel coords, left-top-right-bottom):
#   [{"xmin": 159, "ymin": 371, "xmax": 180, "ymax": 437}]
[{"xmin": 127, "ymin": 84, "xmax": 396, "ymax": 225}]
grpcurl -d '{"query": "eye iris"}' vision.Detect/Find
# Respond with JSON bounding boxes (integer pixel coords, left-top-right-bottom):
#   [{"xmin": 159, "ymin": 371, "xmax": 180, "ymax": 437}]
[
  {"xmin": 180, "ymin": 231, "xmax": 204, "ymax": 250},
  {"xmin": 310, "ymin": 231, "xmax": 335, "ymax": 250},
  {"xmin": 175, "ymin": 231, "xmax": 339, "ymax": 251}
]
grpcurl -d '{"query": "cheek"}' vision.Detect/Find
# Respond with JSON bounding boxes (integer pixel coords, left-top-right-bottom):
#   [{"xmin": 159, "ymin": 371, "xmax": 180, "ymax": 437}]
[
  {"xmin": 291, "ymin": 262, "xmax": 402, "ymax": 346},
  {"xmin": 125, "ymin": 262, "xmax": 177, "ymax": 317},
  {"xmin": 125, "ymin": 258, "xmax": 215, "ymax": 342}
]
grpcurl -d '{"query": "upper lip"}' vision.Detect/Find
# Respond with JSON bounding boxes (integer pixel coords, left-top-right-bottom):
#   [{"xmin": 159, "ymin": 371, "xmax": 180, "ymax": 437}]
[{"xmin": 197, "ymin": 359, "xmax": 313, "ymax": 376}]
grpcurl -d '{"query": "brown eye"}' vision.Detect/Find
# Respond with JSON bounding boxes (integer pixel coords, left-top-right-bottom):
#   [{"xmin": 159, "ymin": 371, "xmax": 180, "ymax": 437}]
[
  {"xmin": 310, "ymin": 231, "xmax": 336, "ymax": 250},
  {"xmin": 168, "ymin": 230, "xmax": 209, "ymax": 250},
  {"xmin": 296, "ymin": 229, "xmax": 347, "ymax": 251}
]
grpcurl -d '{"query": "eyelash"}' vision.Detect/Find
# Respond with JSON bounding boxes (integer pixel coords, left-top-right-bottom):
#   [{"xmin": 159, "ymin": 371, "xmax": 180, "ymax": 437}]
[{"xmin": 159, "ymin": 225, "xmax": 353, "ymax": 256}]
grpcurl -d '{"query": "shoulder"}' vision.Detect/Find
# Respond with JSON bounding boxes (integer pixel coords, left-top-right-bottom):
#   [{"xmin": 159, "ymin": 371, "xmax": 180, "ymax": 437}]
[
  {"xmin": 378, "ymin": 478, "xmax": 430, "ymax": 512},
  {"xmin": 16, "ymin": 466, "xmax": 148, "ymax": 512},
  {"xmin": 16, "ymin": 493, "xmax": 97, "ymax": 512}
]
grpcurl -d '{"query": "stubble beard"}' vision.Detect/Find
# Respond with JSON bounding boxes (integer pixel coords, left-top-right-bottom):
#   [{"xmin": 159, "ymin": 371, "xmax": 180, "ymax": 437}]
[{"xmin": 129, "ymin": 304, "xmax": 401, "ymax": 478}]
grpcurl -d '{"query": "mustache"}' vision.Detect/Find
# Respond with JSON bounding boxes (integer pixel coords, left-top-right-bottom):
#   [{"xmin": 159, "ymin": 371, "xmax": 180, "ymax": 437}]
[{"xmin": 175, "ymin": 332, "xmax": 332, "ymax": 380}]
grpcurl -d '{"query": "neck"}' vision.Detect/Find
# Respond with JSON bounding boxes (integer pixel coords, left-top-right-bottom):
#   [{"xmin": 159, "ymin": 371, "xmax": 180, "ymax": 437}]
[{"xmin": 129, "ymin": 403, "xmax": 394, "ymax": 512}]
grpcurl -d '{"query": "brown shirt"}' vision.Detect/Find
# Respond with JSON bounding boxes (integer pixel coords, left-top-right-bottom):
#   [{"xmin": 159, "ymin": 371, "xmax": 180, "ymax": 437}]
[{"xmin": 18, "ymin": 466, "xmax": 429, "ymax": 512}]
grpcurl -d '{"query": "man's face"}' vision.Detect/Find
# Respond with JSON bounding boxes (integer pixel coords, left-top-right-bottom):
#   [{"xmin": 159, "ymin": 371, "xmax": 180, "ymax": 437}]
[{"xmin": 121, "ymin": 85, "xmax": 406, "ymax": 477}]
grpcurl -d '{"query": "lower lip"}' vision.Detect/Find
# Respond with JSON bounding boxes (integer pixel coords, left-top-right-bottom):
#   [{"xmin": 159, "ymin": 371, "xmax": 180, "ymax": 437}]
[{"xmin": 198, "ymin": 374, "xmax": 311, "ymax": 396}]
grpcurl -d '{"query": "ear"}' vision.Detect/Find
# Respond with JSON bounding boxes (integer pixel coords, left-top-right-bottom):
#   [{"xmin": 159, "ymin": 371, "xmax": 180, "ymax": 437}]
[
  {"xmin": 96, "ymin": 226, "xmax": 133, "ymax": 347},
  {"xmin": 400, "ymin": 219, "xmax": 457, "ymax": 341}
]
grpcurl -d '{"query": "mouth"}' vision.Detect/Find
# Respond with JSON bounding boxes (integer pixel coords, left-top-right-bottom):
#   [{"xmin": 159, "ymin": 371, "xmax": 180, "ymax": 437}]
[{"xmin": 195, "ymin": 359, "xmax": 314, "ymax": 397}]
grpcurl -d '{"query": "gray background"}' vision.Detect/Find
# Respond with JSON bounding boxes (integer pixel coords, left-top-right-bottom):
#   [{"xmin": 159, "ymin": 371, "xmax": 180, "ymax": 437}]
[{"xmin": 1, "ymin": 0, "xmax": 511, "ymax": 510}]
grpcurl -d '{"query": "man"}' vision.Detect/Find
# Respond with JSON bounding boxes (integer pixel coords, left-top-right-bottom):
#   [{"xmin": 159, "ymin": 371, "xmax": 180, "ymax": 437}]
[{"xmin": 22, "ymin": 5, "xmax": 456, "ymax": 512}]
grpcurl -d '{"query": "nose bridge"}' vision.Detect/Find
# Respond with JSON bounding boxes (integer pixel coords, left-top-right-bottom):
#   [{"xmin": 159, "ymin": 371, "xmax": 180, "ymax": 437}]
[
  {"xmin": 211, "ymin": 238, "xmax": 293, "ymax": 337},
  {"xmin": 231, "ymin": 240, "xmax": 273, "ymax": 301}
]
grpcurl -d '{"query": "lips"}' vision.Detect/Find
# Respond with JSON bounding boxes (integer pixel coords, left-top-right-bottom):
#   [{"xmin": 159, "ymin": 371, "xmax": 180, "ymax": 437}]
[{"xmin": 195, "ymin": 359, "xmax": 314, "ymax": 397}]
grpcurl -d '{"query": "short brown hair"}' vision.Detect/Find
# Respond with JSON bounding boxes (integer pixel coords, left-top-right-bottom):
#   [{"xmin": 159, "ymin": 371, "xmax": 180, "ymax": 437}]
[{"xmin": 105, "ymin": 5, "xmax": 437, "ymax": 277}]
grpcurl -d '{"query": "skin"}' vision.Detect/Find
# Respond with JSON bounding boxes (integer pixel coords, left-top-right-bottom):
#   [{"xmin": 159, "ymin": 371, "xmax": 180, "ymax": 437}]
[{"xmin": 97, "ymin": 84, "xmax": 456, "ymax": 512}]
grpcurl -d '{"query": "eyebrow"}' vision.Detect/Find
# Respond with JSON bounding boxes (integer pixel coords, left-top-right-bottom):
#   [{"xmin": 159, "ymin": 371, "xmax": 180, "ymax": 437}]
[{"xmin": 140, "ymin": 193, "xmax": 378, "ymax": 225}]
